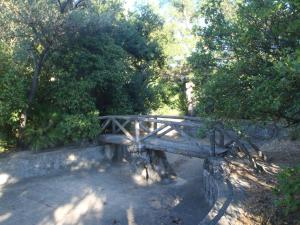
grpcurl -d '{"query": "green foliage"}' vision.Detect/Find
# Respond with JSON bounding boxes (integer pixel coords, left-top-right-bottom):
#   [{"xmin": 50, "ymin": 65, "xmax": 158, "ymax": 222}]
[
  {"xmin": 0, "ymin": 1, "xmax": 168, "ymax": 151},
  {"xmin": 153, "ymin": 78, "xmax": 186, "ymax": 113},
  {"xmin": 197, "ymin": 127, "xmax": 208, "ymax": 139},
  {"xmin": 190, "ymin": 0, "xmax": 300, "ymax": 124},
  {"xmin": 57, "ymin": 113, "xmax": 100, "ymax": 142},
  {"xmin": 289, "ymin": 125, "xmax": 300, "ymax": 141},
  {"xmin": 23, "ymin": 111, "xmax": 100, "ymax": 151},
  {"xmin": 274, "ymin": 164, "xmax": 300, "ymax": 219},
  {"xmin": 0, "ymin": 44, "xmax": 27, "ymax": 148}
]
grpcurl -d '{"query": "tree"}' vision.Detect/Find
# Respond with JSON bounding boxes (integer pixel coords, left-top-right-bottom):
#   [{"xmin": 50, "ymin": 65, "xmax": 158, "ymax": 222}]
[
  {"xmin": 190, "ymin": 0, "xmax": 300, "ymax": 124},
  {"xmin": 0, "ymin": 43, "xmax": 27, "ymax": 149},
  {"xmin": 134, "ymin": 0, "xmax": 199, "ymax": 115},
  {"xmin": 0, "ymin": 0, "xmax": 167, "ymax": 150},
  {"xmin": 0, "ymin": 0, "xmax": 85, "ymax": 146}
]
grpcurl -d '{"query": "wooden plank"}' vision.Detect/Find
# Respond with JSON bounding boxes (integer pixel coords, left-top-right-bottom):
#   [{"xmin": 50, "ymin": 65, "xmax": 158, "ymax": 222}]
[
  {"xmin": 139, "ymin": 121, "xmax": 151, "ymax": 133},
  {"xmin": 98, "ymin": 134, "xmax": 227, "ymax": 158},
  {"xmin": 112, "ymin": 122, "xmax": 116, "ymax": 134},
  {"xmin": 154, "ymin": 116, "xmax": 158, "ymax": 130},
  {"xmin": 143, "ymin": 115, "xmax": 204, "ymax": 122},
  {"xmin": 215, "ymin": 129, "xmax": 225, "ymax": 147},
  {"xmin": 135, "ymin": 120, "xmax": 140, "ymax": 142},
  {"xmin": 99, "ymin": 134, "xmax": 133, "ymax": 145},
  {"xmin": 100, "ymin": 119, "xmax": 111, "ymax": 133},
  {"xmin": 99, "ymin": 115, "xmax": 205, "ymax": 123},
  {"xmin": 173, "ymin": 126, "xmax": 201, "ymax": 147},
  {"xmin": 210, "ymin": 129, "xmax": 216, "ymax": 156},
  {"xmin": 144, "ymin": 137, "xmax": 227, "ymax": 157},
  {"xmin": 143, "ymin": 138, "xmax": 212, "ymax": 158},
  {"xmin": 139, "ymin": 124, "xmax": 167, "ymax": 142},
  {"xmin": 99, "ymin": 116, "xmax": 203, "ymax": 128},
  {"xmin": 115, "ymin": 119, "xmax": 130, "ymax": 133},
  {"xmin": 156, "ymin": 126, "xmax": 174, "ymax": 138},
  {"xmin": 112, "ymin": 118, "xmax": 134, "ymax": 141}
]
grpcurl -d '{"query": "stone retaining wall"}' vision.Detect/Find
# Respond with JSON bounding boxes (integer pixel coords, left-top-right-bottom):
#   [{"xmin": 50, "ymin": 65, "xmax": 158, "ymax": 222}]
[
  {"xmin": 0, "ymin": 145, "xmax": 105, "ymax": 185},
  {"xmin": 200, "ymin": 157, "xmax": 233, "ymax": 225}
]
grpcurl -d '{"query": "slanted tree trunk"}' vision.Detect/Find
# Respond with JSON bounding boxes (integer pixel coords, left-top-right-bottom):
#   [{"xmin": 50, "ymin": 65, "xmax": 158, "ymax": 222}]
[
  {"xmin": 18, "ymin": 48, "xmax": 49, "ymax": 148},
  {"xmin": 16, "ymin": 0, "xmax": 85, "ymax": 148}
]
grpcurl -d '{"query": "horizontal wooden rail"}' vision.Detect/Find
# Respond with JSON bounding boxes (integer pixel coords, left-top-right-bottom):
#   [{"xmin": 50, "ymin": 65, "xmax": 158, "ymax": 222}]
[
  {"xmin": 99, "ymin": 115, "xmax": 204, "ymax": 128},
  {"xmin": 99, "ymin": 114, "xmax": 205, "ymax": 122}
]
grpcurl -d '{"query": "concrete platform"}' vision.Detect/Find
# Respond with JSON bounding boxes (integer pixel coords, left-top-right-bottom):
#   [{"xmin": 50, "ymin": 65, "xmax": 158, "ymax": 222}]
[{"xmin": 0, "ymin": 155, "xmax": 210, "ymax": 225}]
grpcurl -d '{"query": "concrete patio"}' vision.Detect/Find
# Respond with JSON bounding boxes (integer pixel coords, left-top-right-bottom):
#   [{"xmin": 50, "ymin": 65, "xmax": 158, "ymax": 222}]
[{"xmin": 0, "ymin": 154, "xmax": 210, "ymax": 225}]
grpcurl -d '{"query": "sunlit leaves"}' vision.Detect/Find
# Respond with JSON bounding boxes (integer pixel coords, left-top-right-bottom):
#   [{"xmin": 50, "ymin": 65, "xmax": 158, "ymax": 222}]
[{"xmin": 190, "ymin": 0, "xmax": 300, "ymax": 124}]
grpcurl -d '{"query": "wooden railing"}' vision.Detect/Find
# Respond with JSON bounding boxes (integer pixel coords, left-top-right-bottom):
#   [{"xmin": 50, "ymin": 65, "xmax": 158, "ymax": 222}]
[
  {"xmin": 99, "ymin": 115, "xmax": 224, "ymax": 156},
  {"xmin": 99, "ymin": 115, "xmax": 266, "ymax": 172}
]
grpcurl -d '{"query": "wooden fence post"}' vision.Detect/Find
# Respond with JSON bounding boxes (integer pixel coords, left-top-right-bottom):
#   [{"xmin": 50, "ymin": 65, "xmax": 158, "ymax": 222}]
[
  {"xmin": 210, "ymin": 129, "xmax": 216, "ymax": 156},
  {"xmin": 112, "ymin": 122, "xmax": 116, "ymax": 134},
  {"xmin": 135, "ymin": 119, "xmax": 142, "ymax": 151}
]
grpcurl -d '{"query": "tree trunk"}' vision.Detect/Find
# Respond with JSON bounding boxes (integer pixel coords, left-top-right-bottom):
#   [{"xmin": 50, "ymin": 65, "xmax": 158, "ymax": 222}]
[{"xmin": 17, "ymin": 48, "xmax": 49, "ymax": 148}]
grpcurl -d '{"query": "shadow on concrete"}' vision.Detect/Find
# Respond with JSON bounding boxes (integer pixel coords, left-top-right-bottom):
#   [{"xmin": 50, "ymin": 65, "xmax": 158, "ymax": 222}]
[{"xmin": 0, "ymin": 155, "xmax": 210, "ymax": 225}]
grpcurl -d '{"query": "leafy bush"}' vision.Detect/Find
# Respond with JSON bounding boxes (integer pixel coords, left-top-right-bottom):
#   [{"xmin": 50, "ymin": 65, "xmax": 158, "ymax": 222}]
[
  {"xmin": 24, "ymin": 113, "xmax": 100, "ymax": 151},
  {"xmin": 56, "ymin": 113, "xmax": 100, "ymax": 143},
  {"xmin": 197, "ymin": 126, "xmax": 208, "ymax": 139},
  {"xmin": 274, "ymin": 164, "xmax": 300, "ymax": 220},
  {"xmin": 289, "ymin": 126, "xmax": 300, "ymax": 141},
  {"xmin": 0, "ymin": 45, "xmax": 27, "ymax": 148}
]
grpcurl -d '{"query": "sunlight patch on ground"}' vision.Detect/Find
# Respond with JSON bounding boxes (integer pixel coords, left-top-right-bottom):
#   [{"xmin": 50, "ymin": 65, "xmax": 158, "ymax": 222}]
[
  {"xmin": 0, "ymin": 174, "xmax": 10, "ymax": 186},
  {"xmin": 38, "ymin": 190, "xmax": 105, "ymax": 225},
  {"xmin": 131, "ymin": 172, "xmax": 152, "ymax": 186},
  {"xmin": 0, "ymin": 212, "xmax": 11, "ymax": 223},
  {"xmin": 127, "ymin": 206, "xmax": 137, "ymax": 225},
  {"xmin": 0, "ymin": 173, "xmax": 17, "ymax": 186},
  {"xmin": 67, "ymin": 154, "xmax": 77, "ymax": 162}
]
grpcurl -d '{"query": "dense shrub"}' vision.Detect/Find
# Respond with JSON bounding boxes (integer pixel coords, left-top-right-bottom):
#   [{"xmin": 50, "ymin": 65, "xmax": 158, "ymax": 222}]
[{"xmin": 274, "ymin": 164, "xmax": 300, "ymax": 222}]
